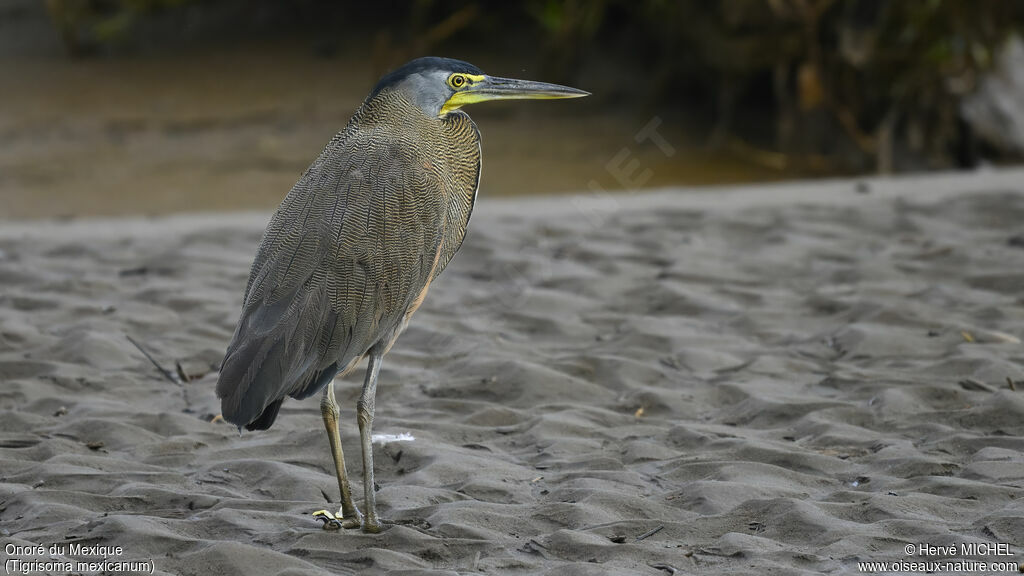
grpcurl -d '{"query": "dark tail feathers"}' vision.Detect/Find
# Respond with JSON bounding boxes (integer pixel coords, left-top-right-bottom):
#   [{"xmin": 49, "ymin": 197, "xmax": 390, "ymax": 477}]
[{"xmin": 245, "ymin": 399, "xmax": 283, "ymax": 431}]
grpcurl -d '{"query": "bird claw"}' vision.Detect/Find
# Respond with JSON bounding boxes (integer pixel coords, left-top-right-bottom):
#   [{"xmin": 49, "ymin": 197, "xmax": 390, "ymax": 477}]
[{"xmin": 340, "ymin": 511, "xmax": 363, "ymax": 530}]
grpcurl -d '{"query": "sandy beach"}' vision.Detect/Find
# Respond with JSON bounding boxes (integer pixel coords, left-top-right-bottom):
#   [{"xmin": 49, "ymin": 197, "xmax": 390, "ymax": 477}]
[{"xmin": 2, "ymin": 170, "xmax": 1024, "ymax": 575}]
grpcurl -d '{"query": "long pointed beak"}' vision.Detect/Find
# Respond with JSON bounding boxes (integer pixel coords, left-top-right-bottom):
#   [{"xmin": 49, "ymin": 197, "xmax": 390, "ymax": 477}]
[
  {"xmin": 442, "ymin": 75, "xmax": 589, "ymax": 114},
  {"xmin": 469, "ymin": 75, "xmax": 590, "ymax": 101}
]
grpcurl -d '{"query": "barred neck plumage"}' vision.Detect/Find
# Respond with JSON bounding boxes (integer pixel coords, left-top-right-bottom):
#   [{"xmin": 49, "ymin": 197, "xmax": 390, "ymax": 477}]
[{"xmin": 356, "ymin": 88, "xmax": 439, "ymax": 128}]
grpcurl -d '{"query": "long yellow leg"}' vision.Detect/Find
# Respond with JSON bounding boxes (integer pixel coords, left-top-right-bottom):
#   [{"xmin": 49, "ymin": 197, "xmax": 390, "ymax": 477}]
[{"xmin": 320, "ymin": 379, "xmax": 362, "ymax": 529}]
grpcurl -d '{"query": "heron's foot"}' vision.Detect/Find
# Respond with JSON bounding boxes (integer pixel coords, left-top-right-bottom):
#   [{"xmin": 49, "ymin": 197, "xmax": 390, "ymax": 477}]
[
  {"xmin": 362, "ymin": 516, "xmax": 383, "ymax": 534},
  {"xmin": 337, "ymin": 505, "xmax": 363, "ymax": 529},
  {"xmin": 312, "ymin": 509, "xmax": 362, "ymax": 531}
]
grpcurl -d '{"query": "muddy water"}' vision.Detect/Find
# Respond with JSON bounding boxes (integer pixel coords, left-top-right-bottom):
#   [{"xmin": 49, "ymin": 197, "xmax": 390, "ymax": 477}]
[{"xmin": 0, "ymin": 43, "xmax": 791, "ymax": 220}]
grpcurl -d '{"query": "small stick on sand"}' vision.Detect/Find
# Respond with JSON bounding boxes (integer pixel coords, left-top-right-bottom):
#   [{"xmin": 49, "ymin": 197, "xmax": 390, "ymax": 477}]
[
  {"xmin": 126, "ymin": 334, "xmax": 181, "ymax": 385},
  {"xmin": 636, "ymin": 525, "xmax": 664, "ymax": 541},
  {"xmin": 175, "ymin": 361, "xmax": 191, "ymax": 383}
]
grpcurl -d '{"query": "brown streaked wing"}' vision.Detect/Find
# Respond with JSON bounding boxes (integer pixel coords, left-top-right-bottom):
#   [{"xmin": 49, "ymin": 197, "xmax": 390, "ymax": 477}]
[{"xmin": 216, "ymin": 117, "xmax": 444, "ymax": 427}]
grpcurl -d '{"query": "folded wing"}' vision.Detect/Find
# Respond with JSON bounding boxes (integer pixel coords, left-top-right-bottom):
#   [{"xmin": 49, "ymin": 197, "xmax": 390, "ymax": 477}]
[{"xmin": 216, "ymin": 122, "xmax": 447, "ymax": 429}]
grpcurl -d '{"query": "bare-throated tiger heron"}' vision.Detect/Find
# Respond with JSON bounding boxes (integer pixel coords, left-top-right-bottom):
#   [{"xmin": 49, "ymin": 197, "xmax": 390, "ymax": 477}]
[{"xmin": 215, "ymin": 57, "xmax": 588, "ymax": 533}]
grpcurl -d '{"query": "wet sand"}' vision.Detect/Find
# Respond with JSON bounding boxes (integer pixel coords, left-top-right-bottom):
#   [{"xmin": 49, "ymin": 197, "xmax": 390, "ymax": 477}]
[{"xmin": 2, "ymin": 170, "xmax": 1024, "ymax": 574}]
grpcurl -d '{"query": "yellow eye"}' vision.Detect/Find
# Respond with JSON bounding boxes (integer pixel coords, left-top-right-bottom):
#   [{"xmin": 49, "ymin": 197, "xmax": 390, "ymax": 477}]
[{"xmin": 448, "ymin": 74, "xmax": 467, "ymax": 89}]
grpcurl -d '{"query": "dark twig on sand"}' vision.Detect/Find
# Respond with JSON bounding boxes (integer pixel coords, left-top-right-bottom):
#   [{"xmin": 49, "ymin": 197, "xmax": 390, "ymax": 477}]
[
  {"xmin": 175, "ymin": 360, "xmax": 191, "ymax": 383},
  {"xmin": 126, "ymin": 334, "xmax": 181, "ymax": 385},
  {"xmin": 636, "ymin": 525, "xmax": 664, "ymax": 541}
]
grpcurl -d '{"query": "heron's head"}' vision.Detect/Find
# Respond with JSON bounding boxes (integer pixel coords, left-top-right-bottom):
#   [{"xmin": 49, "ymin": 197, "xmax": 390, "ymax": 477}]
[{"xmin": 370, "ymin": 57, "xmax": 589, "ymax": 119}]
